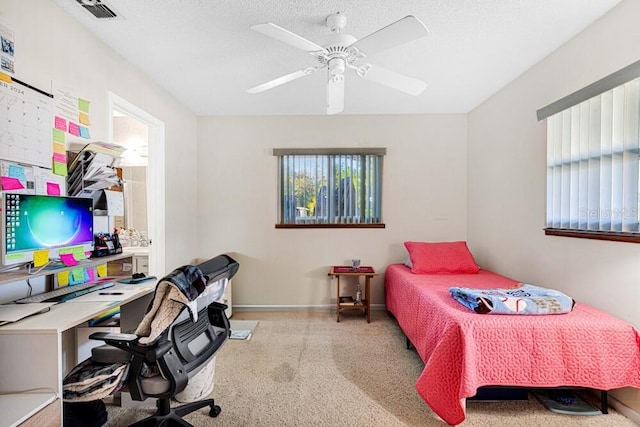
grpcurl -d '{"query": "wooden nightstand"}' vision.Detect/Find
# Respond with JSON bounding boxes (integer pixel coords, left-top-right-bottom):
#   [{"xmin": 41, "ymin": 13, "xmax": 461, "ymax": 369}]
[{"xmin": 328, "ymin": 266, "xmax": 379, "ymax": 323}]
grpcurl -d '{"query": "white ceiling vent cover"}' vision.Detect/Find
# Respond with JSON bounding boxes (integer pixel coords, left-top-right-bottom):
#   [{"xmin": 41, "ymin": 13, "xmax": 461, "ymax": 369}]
[{"xmin": 75, "ymin": 0, "xmax": 119, "ymax": 19}]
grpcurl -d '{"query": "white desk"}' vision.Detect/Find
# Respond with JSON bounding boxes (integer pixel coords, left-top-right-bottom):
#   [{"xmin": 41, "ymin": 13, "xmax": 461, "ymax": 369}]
[{"xmin": 0, "ymin": 282, "xmax": 155, "ymax": 427}]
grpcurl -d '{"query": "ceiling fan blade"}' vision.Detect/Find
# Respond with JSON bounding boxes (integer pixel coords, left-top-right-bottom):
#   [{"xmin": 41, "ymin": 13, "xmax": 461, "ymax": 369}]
[
  {"xmin": 247, "ymin": 67, "xmax": 320, "ymax": 94},
  {"xmin": 251, "ymin": 23, "xmax": 326, "ymax": 53},
  {"xmin": 326, "ymin": 74, "xmax": 345, "ymax": 115},
  {"xmin": 357, "ymin": 64, "xmax": 427, "ymax": 96},
  {"xmin": 349, "ymin": 15, "xmax": 429, "ymax": 57}
]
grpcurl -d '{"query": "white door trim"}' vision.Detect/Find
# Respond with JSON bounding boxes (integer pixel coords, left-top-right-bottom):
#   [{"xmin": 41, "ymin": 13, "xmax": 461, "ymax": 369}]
[{"xmin": 107, "ymin": 92, "xmax": 166, "ymax": 277}]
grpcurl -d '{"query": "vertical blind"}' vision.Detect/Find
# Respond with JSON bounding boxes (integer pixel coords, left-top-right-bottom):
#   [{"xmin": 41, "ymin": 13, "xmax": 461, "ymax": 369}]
[
  {"xmin": 545, "ymin": 77, "xmax": 640, "ymax": 232},
  {"xmin": 277, "ymin": 152, "xmax": 383, "ymax": 224}
]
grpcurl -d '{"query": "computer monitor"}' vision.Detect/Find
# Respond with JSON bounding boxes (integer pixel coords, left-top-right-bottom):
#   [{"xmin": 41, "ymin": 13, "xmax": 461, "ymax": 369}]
[{"xmin": 2, "ymin": 193, "xmax": 94, "ymax": 267}]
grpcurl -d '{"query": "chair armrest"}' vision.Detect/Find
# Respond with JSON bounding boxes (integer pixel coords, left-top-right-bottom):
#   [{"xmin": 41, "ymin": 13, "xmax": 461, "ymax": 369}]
[
  {"xmin": 89, "ymin": 331, "xmax": 174, "ymax": 362},
  {"xmin": 90, "ymin": 332, "xmax": 138, "ymax": 342}
]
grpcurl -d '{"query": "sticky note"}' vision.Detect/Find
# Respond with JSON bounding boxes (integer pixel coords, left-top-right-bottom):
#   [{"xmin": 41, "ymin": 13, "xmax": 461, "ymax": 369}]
[
  {"xmin": 46, "ymin": 182, "xmax": 61, "ymax": 195},
  {"xmin": 72, "ymin": 267, "xmax": 84, "ymax": 281},
  {"xmin": 54, "ymin": 116, "xmax": 67, "ymax": 131},
  {"xmin": 8, "ymin": 164, "xmax": 26, "ymax": 181},
  {"xmin": 83, "ymin": 268, "xmax": 90, "ymax": 282},
  {"xmin": 57, "ymin": 271, "xmax": 70, "ymax": 287},
  {"xmin": 87, "ymin": 268, "xmax": 95, "ymax": 282},
  {"xmin": 33, "ymin": 249, "xmax": 49, "ymax": 268},
  {"xmin": 79, "ymin": 112, "xmax": 91, "ymax": 125},
  {"xmin": 78, "ymin": 98, "xmax": 90, "ymax": 113},
  {"xmin": 72, "ymin": 246, "xmax": 87, "ymax": 260},
  {"xmin": 96, "ymin": 264, "xmax": 107, "ymax": 277},
  {"xmin": 59, "ymin": 253, "xmax": 78, "ymax": 266},
  {"xmin": 53, "ymin": 142, "xmax": 65, "ymax": 154},
  {"xmin": 53, "ymin": 161, "xmax": 67, "ymax": 176},
  {"xmin": 1, "ymin": 176, "xmax": 24, "ymax": 190},
  {"xmin": 52, "ymin": 128, "xmax": 65, "ymax": 144},
  {"xmin": 79, "ymin": 126, "xmax": 90, "ymax": 139},
  {"xmin": 53, "ymin": 152, "xmax": 66, "ymax": 163},
  {"xmin": 68, "ymin": 122, "xmax": 80, "ymax": 136}
]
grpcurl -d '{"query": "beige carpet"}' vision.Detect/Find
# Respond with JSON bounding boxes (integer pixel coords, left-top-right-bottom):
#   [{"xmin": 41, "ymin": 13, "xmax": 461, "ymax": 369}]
[{"xmin": 105, "ymin": 310, "xmax": 637, "ymax": 426}]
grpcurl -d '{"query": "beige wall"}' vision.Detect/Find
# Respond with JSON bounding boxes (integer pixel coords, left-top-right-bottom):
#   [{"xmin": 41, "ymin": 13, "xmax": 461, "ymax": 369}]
[
  {"xmin": 197, "ymin": 115, "xmax": 468, "ymax": 307},
  {"xmin": 0, "ymin": 0, "xmax": 200, "ymax": 271},
  {"xmin": 467, "ymin": 0, "xmax": 640, "ymax": 413}
]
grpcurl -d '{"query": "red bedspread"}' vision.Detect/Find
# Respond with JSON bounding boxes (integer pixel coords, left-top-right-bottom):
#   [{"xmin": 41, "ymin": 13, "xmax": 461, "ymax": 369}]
[{"xmin": 385, "ymin": 264, "xmax": 640, "ymax": 425}]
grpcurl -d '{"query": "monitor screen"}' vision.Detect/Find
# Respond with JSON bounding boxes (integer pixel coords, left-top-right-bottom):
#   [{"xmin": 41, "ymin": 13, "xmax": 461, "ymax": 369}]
[{"xmin": 2, "ymin": 193, "xmax": 94, "ymax": 266}]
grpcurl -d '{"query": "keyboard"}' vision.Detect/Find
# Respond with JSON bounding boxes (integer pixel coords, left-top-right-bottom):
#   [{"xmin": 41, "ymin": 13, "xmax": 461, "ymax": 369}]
[{"xmin": 16, "ymin": 281, "xmax": 115, "ymax": 304}]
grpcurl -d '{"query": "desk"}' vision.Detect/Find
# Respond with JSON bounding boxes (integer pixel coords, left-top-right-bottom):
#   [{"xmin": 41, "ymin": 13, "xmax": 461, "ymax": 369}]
[{"xmin": 0, "ymin": 281, "xmax": 154, "ymax": 426}]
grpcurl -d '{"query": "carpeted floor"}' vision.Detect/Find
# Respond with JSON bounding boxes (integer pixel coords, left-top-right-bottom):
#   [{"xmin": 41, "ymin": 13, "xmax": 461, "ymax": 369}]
[{"xmin": 105, "ymin": 310, "xmax": 637, "ymax": 426}]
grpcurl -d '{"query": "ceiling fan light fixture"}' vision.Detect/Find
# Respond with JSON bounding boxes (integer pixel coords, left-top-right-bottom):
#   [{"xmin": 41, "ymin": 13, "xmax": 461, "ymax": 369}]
[{"xmin": 328, "ymin": 58, "xmax": 346, "ymax": 76}]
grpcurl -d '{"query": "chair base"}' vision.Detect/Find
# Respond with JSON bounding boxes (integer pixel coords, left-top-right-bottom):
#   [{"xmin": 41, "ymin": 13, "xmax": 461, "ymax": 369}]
[{"xmin": 129, "ymin": 397, "xmax": 221, "ymax": 427}]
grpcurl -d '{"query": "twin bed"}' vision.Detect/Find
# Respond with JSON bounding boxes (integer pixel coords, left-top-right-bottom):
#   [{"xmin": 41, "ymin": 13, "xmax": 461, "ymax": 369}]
[{"xmin": 384, "ymin": 242, "xmax": 640, "ymax": 425}]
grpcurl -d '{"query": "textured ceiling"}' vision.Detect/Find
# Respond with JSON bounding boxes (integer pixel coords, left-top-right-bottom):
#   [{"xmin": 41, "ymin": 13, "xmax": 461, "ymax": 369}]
[{"xmin": 50, "ymin": 0, "xmax": 622, "ymax": 116}]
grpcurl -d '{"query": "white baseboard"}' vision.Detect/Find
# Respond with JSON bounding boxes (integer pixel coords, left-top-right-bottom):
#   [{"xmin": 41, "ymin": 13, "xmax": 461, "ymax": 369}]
[
  {"xmin": 609, "ymin": 394, "xmax": 640, "ymax": 424},
  {"xmin": 233, "ymin": 303, "xmax": 387, "ymax": 312}
]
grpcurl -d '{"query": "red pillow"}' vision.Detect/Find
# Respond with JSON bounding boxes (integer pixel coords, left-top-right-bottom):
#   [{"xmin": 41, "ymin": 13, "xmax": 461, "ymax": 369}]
[{"xmin": 404, "ymin": 241, "xmax": 480, "ymax": 274}]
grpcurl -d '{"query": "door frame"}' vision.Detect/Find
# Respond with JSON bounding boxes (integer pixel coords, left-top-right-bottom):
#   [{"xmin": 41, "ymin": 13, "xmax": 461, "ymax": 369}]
[{"xmin": 107, "ymin": 92, "xmax": 166, "ymax": 276}]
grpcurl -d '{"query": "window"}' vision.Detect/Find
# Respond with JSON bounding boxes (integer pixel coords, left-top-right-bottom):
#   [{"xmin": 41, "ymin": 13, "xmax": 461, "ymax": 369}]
[
  {"xmin": 538, "ymin": 60, "xmax": 640, "ymax": 242},
  {"xmin": 273, "ymin": 148, "xmax": 385, "ymax": 228}
]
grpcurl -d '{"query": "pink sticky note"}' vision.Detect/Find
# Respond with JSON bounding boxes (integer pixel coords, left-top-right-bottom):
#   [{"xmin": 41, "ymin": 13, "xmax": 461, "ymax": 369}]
[
  {"xmin": 54, "ymin": 116, "xmax": 67, "ymax": 131},
  {"xmin": 87, "ymin": 268, "xmax": 95, "ymax": 282},
  {"xmin": 1, "ymin": 176, "xmax": 25, "ymax": 190},
  {"xmin": 68, "ymin": 122, "xmax": 80, "ymax": 136},
  {"xmin": 46, "ymin": 182, "xmax": 61, "ymax": 195},
  {"xmin": 59, "ymin": 253, "xmax": 78, "ymax": 266},
  {"xmin": 53, "ymin": 152, "xmax": 66, "ymax": 163}
]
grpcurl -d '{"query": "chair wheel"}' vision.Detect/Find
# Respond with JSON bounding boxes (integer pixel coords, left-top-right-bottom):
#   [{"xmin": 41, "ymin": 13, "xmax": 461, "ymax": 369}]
[{"xmin": 209, "ymin": 404, "xmax": 222, "ymax": 417}]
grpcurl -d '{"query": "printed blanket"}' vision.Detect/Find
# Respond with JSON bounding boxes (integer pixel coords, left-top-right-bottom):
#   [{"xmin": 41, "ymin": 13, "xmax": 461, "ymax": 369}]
[{"xmin": 449, "ymin": 283, "xmax": 575, "ymax": 314}]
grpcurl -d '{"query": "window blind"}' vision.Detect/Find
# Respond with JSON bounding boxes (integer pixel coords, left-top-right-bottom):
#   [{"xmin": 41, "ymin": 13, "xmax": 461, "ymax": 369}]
[
  {"xmin": 277, "ymin": 152, "xmax": 383, "ymax": 225},
  {"xmin": 545, "ymin": 77, "xmax": 640, "ymax": 232}
]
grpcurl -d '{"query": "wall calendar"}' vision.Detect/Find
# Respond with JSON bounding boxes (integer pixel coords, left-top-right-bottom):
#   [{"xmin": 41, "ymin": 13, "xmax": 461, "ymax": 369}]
[{"xmin": 0, "ymin": 78, "xmax": 53, "ymax": 168}]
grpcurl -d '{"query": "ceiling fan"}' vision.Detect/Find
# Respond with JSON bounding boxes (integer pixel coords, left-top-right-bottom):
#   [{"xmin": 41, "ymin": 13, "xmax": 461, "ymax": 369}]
[{"xmin": 247, "ymin": 13, "xmax": 430, "ymax": 114}]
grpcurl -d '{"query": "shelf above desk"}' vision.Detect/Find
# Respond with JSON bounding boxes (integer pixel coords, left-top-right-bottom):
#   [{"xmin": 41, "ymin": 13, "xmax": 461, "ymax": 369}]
[{"xmin": 0, "ymin": 253, "xmax": 133, "ymax": 286}]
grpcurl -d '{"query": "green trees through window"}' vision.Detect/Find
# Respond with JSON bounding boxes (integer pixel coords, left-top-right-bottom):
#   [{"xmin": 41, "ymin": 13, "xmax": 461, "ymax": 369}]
[{"xmin": 275, "ymin": 149, "xmax": 384, "ymax": 227}]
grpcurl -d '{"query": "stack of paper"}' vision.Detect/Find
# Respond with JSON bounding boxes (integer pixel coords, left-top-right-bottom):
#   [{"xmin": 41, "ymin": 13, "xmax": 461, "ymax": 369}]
[{"xmin": 67, "ymin": 141, "xmax": 124, "ymax": 197}]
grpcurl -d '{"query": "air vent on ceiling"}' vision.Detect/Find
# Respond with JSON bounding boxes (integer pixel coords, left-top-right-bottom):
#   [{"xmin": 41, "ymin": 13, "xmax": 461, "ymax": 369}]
[{"xmin": 75, "ymin": 0, "xmax": 118, "ymax": 19}]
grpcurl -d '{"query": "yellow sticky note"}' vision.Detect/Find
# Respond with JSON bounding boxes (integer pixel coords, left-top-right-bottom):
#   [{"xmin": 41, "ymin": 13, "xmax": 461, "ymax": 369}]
[
  {"xmin": 57, "ymin": 271, "xmax": 70, "ymax": 287},
  {"xmin": 53, "ymin": 129, "xmax": 65, "ymax": 144},
  {"xmin": 53, "ymin": 161, "xmax": 67, "ymax": 176},
  {"xmin": 72, "ymin": 267, "xmax": 84, "ymax": 281},
  {"xmin": 79, "ymin": 112, "xmax": 91, "ymax": 126},
  {"xmin": 96, "ymin": 264, "xmax": 107, "ymax": 278},
  {"xmin": 53, "ymin": 142, "xmax": 65, "ymax": 154},
  {"xmin": 78, "ymin": 98, "xmax": 90, "ymax": 113},
  {"xmin": 33, "ymin": 249, "xmax": 49, "ymax": 268}
]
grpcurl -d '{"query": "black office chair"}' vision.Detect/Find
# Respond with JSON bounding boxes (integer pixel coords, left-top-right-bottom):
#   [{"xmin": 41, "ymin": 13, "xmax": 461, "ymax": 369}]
[{"xmin": 84, "ymin": 254, "xmax": 239, "ymax": 427}]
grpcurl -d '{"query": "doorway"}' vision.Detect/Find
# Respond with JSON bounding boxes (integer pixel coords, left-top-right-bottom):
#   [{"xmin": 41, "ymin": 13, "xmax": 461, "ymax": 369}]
[{"xmin": 107, "ymin": 92, "xmax": 165, "ymax": 276}]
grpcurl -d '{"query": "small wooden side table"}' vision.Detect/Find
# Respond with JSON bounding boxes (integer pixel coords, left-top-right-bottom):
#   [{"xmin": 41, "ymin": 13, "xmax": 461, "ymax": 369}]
[{"xmin": 328, "ymin": 266, "xmax": 379, "ymax": 323}]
